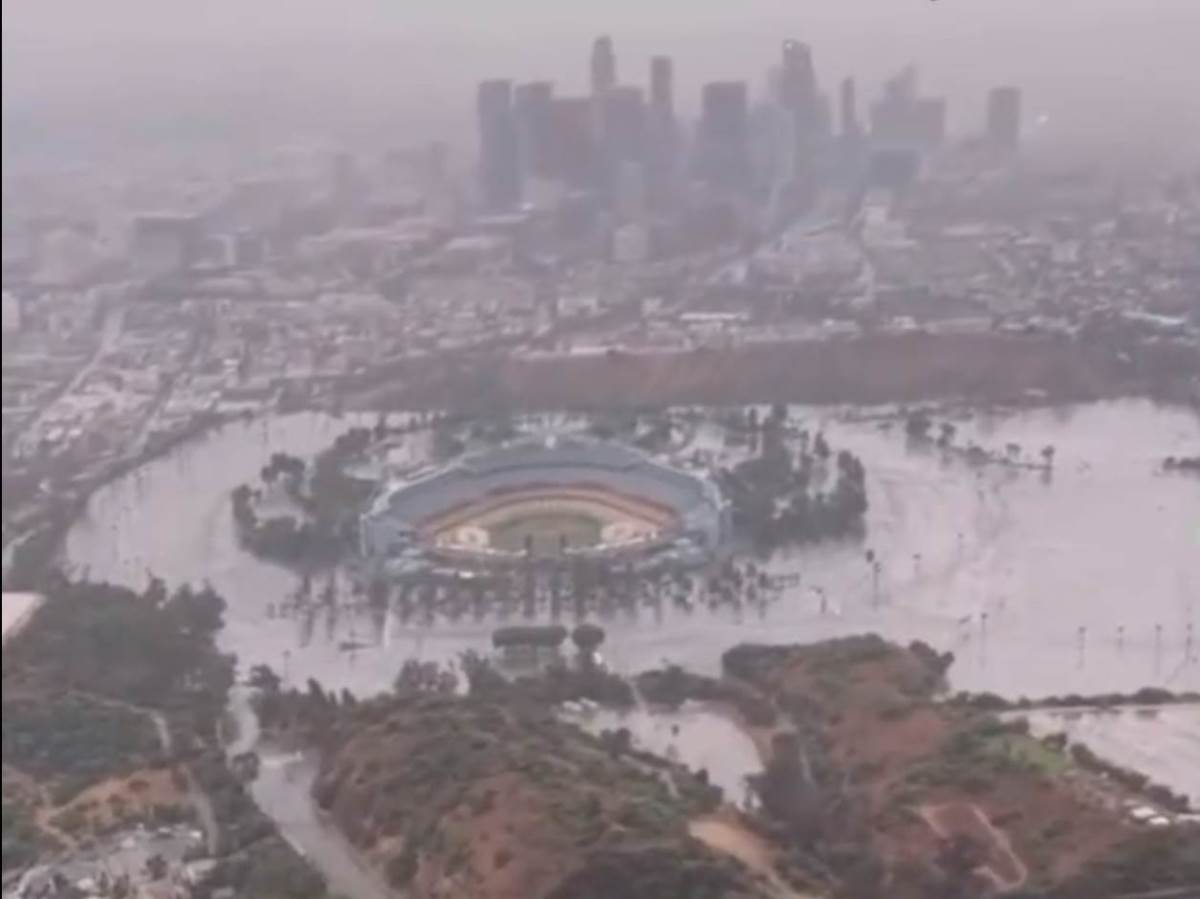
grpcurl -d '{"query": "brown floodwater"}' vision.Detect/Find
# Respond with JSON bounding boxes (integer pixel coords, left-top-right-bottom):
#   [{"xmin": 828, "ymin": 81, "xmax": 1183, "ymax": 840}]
[{"xmin": 65, "ymin": 400, "xmax": 1199, "ymax": 804}]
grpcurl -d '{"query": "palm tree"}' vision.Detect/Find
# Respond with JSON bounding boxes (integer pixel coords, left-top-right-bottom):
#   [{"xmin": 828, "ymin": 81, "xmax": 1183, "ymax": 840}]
[{"xmin": 1041, "ymin": 445, "xmax": 1056, "ymax": 468}]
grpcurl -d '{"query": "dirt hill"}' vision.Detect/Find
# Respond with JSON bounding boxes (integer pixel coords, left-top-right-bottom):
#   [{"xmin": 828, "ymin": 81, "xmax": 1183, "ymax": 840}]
[{"xmin": 313, "ymin": 693, "xmax": 778, "ymax": 899}]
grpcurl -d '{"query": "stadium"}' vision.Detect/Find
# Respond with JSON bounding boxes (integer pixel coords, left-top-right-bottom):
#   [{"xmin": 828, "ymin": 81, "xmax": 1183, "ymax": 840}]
[{"xmin": 360, "ymin": 436, "xmax": 729, "ymax": 574}]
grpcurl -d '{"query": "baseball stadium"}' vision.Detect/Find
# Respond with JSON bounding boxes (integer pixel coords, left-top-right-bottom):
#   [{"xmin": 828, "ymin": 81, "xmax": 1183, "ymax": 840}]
[{"xmin": 360, "ymin": 437, "xmax": 728, "ymax": 573}]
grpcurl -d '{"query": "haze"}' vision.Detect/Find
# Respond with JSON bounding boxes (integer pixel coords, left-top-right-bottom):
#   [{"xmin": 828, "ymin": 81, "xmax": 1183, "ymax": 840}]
[{"xmin": 4, "ymin": 0, "xmax": 1200, "ymax": 168}]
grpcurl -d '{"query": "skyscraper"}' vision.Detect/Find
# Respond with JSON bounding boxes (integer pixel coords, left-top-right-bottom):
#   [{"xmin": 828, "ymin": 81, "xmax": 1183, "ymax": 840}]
[
  {"xmin": 515, "ymin": 81, "xmax": 556, "ymax": 180},
  {"xmin": 591, "ymin": 36, "xmax": 617, "ymax": 97},
  {"xmin": 840, "ymin": 77, "xmax": 860, "ymax": 139},
  {"xmin": 697, "ymin": 81, "xmax": 750, "ymax": 190},
  {"xmin": 477, "ymin": 79, "xmax": 521, "ymax": 211},
  {"xmin": 647, "ymin": 55, "xmax": 679, "ymax": 211},
  {"xmin": 550, "ymin": 97, "xmax": 599, "ymax": 189},
  {"xmin": 778, "ymin": 40, "xmax": 817, "ymax": 113},
  {"xmin": 650, "ymin": 55, "xmax": 674, "ymax": 122},
  {"xmin": 870, "ymin": 66, "xmax": 946, "ymax": 150},
  {"xmin": 600, "ymin": 86, "xmax": 647, "ymax": 163},
  {"xmin": 914, "ymin": 98, "xmax": 947, "ymax": 147},
  {"xmin": 987, "ymin": 86, "xmax": 1022, "ymax": 150}
]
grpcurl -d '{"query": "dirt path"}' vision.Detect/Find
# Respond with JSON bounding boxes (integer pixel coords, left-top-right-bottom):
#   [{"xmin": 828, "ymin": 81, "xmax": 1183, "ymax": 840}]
[
  {"xmin": 919, "ymin": 801, "xmax": 1028, "ymax": 891},
  {"xmin": 690, "ymin": 811, "xmax": 822, "ymax": 899}
]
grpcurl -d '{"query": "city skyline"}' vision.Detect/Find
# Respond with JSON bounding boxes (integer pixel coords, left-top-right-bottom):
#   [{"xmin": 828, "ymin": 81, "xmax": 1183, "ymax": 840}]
[{"xmin": 6, "ymin": 3, "xmax": 1200, "ymax": 170}]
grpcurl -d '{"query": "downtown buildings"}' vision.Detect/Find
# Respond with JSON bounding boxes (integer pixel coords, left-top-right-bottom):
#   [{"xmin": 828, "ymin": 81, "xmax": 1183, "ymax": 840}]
[{"xmin": 472, "ymin": 35, "xmax": 1027, "ymax": 258}]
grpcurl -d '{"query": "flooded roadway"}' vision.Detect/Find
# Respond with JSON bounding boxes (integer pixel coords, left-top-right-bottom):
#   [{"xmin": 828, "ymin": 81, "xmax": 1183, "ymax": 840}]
[{"xmin": 63, "ymin": 400, "xmax": 1200, "ymax": 834}]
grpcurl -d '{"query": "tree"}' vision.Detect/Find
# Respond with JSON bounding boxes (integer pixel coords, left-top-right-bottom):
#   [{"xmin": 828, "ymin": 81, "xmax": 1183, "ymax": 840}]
[
  {"xmin": 145, "ymin": 854, "xmax": 168, "ymax": 881},
  {"xmin": 905, "ymin": 412, "xmax": 933, "ymax": 441},
  {"xmin": 247, "ymin": 664, "xmax": 282, "ymax": 695},
  {"xmin": 572, "ymin": 623, "xmax": 606, "ymax": 656},
  {"xmin": 1041, "ymin": 444, "xmax": 1056, "ymax": 468},
  {"xmin": 768, "ymin": 403, "xmax": 788, "ymax": 430}
]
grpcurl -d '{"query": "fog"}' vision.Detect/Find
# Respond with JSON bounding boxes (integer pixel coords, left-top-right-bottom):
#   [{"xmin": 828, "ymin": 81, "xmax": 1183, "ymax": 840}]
[{"xmin": 4, "ymin": 0, "xmax": 1200, "ymax": 167}]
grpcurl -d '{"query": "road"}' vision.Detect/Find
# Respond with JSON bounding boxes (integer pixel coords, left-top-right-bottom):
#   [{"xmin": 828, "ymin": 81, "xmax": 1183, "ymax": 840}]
[
  {"xmin": 14, "ymin": 304, "xmax": 125, "ymax": 456},
  {"xmin": 227, "ymin": 687, "xmax": 399, "ymax": 899}
]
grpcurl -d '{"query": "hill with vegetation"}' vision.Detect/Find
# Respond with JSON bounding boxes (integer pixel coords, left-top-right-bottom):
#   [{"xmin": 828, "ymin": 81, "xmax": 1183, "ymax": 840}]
[
  {"xmin": 311, "ymin": 689, "xmax": 779, "ymax": 899},
  {"xmin": 721, "ymin": 635, "xmax": 1200, "ymax": 899},
  {"xmin": 1, "ymin": 577, "xmax": 330, "ymax": 899}
]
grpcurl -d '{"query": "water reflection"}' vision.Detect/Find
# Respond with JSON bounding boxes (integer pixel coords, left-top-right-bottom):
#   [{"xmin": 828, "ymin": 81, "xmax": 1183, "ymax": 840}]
[{"xmin": 64, "ymin": 401, "xmax": 1200, "ymax": 703}]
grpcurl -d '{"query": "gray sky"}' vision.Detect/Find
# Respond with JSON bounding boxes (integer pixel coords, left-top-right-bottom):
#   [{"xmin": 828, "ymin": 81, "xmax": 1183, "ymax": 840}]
[{"xmin": 4, "ymin": 0, "xmax": 1198, "ymax": 165}]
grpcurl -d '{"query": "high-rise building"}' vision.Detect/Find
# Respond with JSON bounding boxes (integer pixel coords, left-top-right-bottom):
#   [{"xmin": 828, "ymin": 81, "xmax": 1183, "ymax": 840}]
[
  {"xmin": 697, "ymin": 81, "xmax": 750, "ymax": 190},
  {"xmin": 778, "ymin": 40, "xmax": 817, "ymax": 113},
  {"xmin": 914, "ymin": 97, "xmax": 947, "ymax": 147},
  {"xmin": 515, "ymin": 81, "xmax": 556, "ymax": 180},
  {"xmin": 646, "ymin": 56, "xmax": 680, "ymax": 212},
  {"xmin": 130, "ymin": 214, "xmax": 202, "ymax": 277},
  {"xmin": 987, "ymin": 86, "xmax": 1022, "ymax": 150},
  {"xmin": 840, "ymin": 77, "xmax": 860, "ymax": 138},
  {"xmin": 591, "ymin": 36, "xmax": 617, "ymax": 96},
  {"xmin": 778, "ymin": 38, "xmax": 827, "ymax": 175},
  {"xmin": 650, "ymin": 56, "xmax": 674, "ymax": 122},
  {"xmin": 477, "ymin": 79, "xmax": 521, "ymax": 211},
  {"xmin": 550, "ymin": 97, "xmax": 600, "ymax": 189},
  {"xmin": 600, "ymin": 86, "xmax": 647, "ymax": 164},
  {"xmin": 870, "ymin": 66, "xmax": 946, "ymax": 150},
  {"xmin": 613, "ymin": 161, "xmax": 648, "ymax": 222}
]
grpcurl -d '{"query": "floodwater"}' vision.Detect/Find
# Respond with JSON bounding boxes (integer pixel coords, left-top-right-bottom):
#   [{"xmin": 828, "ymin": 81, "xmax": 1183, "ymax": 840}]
[
  {"xmin": 64, "ymin": 400, "xmax": 1200, "ymax": 814},
  {"xmin": 248, "ymin": 752, "xmax": 396, "ymax": 899},
  {"xmin": 224, "ymin": 685, "xmax": 398, "ymax": 899},
  {"xmin": 1023, "ymin": 705, "xmax": 1200, "ymax": 808},
  {"xmin": 561, "ymin": 701, "xmax": 761, "ymax": 804}
]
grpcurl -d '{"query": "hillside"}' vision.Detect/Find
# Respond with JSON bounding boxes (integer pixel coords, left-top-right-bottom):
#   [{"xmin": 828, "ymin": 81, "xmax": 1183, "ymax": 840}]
[
  {"xmin": 312, "ymin": 692, "xmax": 780, "ymax": 899},
  {"xmin": 721, "ymin": 636, "xmax": 1200, "ymax": 898},
  {"xmin": 347, "ymin": 332, "xmax": 1199, "ymax": 412}
]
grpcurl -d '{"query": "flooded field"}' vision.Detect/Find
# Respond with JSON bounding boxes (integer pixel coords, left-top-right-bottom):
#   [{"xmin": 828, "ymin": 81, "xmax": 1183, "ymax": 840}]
[
  {"xmin": 561, "ymin": 701, "xmax": 761, "ymax": 804},
  {"xmin": 65, "ymin": 401, "xmax": 1199, "ymax": 696},
  {"xmin": 1023, "ymin": 705, "xmax": 1200, "ymax": 808},
  {"xmin": 64, "ymin": 401, "xmax": 1199, "ymax": 804}
]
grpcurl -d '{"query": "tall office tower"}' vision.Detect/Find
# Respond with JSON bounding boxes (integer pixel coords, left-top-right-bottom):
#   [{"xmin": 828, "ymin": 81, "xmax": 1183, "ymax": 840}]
[
  {"xmin": 600, "ymin": 86, "xmax": 647, "ymax": 163},
  {"xmin": 477, "ymin": 79, "xmax": 521, "ymax": 211},
  {"xmin": 650, "ymin": 55, "xmax": 674, "ymax": 122},
  {"xmin": 987, "ymin": 86, "xmax": 1022, "ymax": 150},
  {"xmin": 697, "ymin": 81, "xmax": 750, "ymax": 190},
  {"xmin": 840, "ymin": 76, "xmax": 860, "ymax": 138},
  {"xmin": 130, "ymin": 214, "xmax": 203, "ymax": 277},
  {"xmin": 778, "ymin": 39, "xmax": 817, "ymax": 113},
  {"xmin": 550, "ymin": 97, "xmax": 600, "ymax": 189},
  {"xmin": 870, "ymin": 65, "xmax": 945, "ymax": 149},
  {"xmin": 914, "ymin": 97, "xmax": 947, "ymax": 146},
  {"xmin": 647, "ymin": 56, "xmax": 679, "ymax": 211},
  {"xmin": 514, "ymin": 81, "xmax": 556, "ymax": 179},
  {"xmin": 890, "ymin": 65, "xmax": 919, "ymax": 105},
  {"xmin": 591, "ymin": 35, "xmax": 617, "ymax": 96},
  {"xmin": 613, "ymin": 160, "xmax": 648, "ymax": 222}
]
